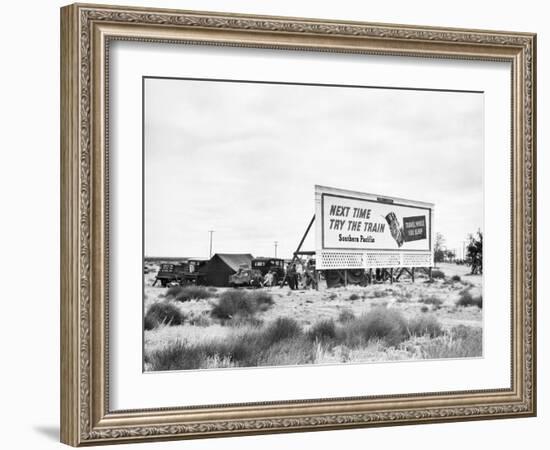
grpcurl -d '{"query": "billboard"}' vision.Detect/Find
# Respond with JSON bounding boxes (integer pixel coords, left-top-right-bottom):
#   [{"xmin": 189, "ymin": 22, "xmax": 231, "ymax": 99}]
[{"xmin": 315, "ymin": 185, "xmax": 434, "ymax": 269}]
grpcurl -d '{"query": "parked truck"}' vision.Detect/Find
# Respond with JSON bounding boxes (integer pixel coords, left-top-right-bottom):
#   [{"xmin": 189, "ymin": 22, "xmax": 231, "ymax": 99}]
[{"xmin": 153, "ymin": 259, "xmax": 207, "ymax": 287}]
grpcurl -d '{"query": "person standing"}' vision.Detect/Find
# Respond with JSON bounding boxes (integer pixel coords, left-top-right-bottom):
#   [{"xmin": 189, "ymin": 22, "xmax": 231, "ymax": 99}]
[
  {"xmin": 287, "ymin": 263, "xmax": 297, "ymax": 290},
  {"xmin": 263, "ymin": 270, "xmax": 274, "ymax": 287}
]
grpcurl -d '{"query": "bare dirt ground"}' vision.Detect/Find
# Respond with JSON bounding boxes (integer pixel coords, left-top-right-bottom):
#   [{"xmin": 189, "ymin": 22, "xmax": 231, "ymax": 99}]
[{"xmin": 143, "ymin": 263, "xmax": 482, "ymax": 370}]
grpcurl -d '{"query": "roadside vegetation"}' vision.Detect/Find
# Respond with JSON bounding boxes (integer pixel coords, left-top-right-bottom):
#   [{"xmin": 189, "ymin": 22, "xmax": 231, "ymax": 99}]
[
  {"xmin": 166, "ymin": 285, "xmax": 212, "ymax": 302},
  {"xmin": 456, "ymin": 289, "xmax": 483, "ymax": 308},
  {"xmin": 144, "ymin": 302, "xmax": 185, "ymax": 330},
  {"xmin": 145, "ymin": 305, "xmax": 481, "ymax": 370},
  {"xmin": 143, "ymin": 260, "xmax": 483, "ymax": 371},
  {"xmin": 210, "ymin": 289, "xmax": 274, "ymax": 321}
]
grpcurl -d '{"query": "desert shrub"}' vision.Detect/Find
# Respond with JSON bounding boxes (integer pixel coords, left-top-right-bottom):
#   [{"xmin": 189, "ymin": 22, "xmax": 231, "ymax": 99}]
[
  {"xmin": 226, "ymin": 315, "xmax": 264, "ymax": 328},
  {"xmin": 451, "ymin": 275, "xmax": 461, "ymax": 282},
  {"xmin": 211, "ymin": 290, "xmax": 274, "ymax": 319},
  {"xmin": 187, "ymin": 313, "xmax": 212, "ymax": 327},
  {"xmin": 342, "ymin": 307, "xmax": 408, "ymax": 347},
  {"xmin": 396, "ymin": 292, "xmax": 413, "ymax": 303},
  {"xmin": 262, "ymin": 317, "xmax": 303, "ymax": 346},
  {"xmin": 349, "ymin": 293, "xmax": 360, "ymax": 301},
  {"xmin": 144, "ymin": 315, "xmax": 156, "ymax": 331},
  {"xmin": 219, "ymin": 334, "xmax": 262, "ymax": 365},
  {"xmin": 371, "ymin": 290, "xmax": 386, "ymax": 298},
  {"xmin": 249, "ymin": 291, "xmax": 275, "ymax": 308},
  {"xmin": 211, "ymin": 290, "xmax": 257, "ymax": 319},
  {"xmin": 208, "ymin": 287, "xmax": 218, "ymax": 293},
  {"xmin": 328, "ymin": 293, "xmax": 338, "ymax": 300},
  {"xmin": 431, "ymin": 269, "xmax": 445, "ymax": 279},
  {"xmin": 146, "ymin": 341, "xmax": 204, "ymax": 370},
  {"xmin": 338, "ymin": 309, "xmax": 356, "ymax": 323},
  {"xmin": 144, "ymin": 302, "xmax": 185, "ymax": 330},
  {"xmin": 165, "ymin": 285, "xmax": 184, "ymax": 298},
  {"xmin": 174, "ymin": 286, "xmax": 212, "ymax": 302},
  {"xmin": 408, "ymin": 314, "xmax": 444, "ymax": 338},
  {"xmin": 419, "ymin": 295, "xmax": 443, "ymax": 307},
  {"xmin": 420, "ymin": 305, "xmax": 429, "ymax": 313},
  {"xmin": 456, "ymin": 289, "xmax": 483, "ymax": 308},
  {"xmin": 308, "ymin": 319, "xmax": 337, "ymax": 341}
]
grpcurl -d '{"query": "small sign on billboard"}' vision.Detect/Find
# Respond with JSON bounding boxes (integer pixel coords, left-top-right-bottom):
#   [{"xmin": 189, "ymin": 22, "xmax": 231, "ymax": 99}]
[{"xmin": 402, "ymin": 215, "xmax": 427, "ymax": 242}]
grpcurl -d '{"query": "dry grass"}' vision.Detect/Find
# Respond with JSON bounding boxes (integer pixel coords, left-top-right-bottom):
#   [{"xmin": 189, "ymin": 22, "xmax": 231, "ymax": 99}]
[
  {"xmin": 257, "ymin": 336, "xmax": 316, "ymax": 366},
  {"xmin": 420, "ymin": 326, "xmax": 482, "ymax": 359},
  {"xmin": 144, "ymin": 263, "xmax": 483, "ymax": 370},
  {"xmin": 173, "ymin": 286, "xmax": 212, "ymax": 302},
  {"xmin": 147, "ymin": 317, "xmax": 305, "ymax": 370},
  {"xmin": 407, "ymin": 314, "xmax": 444, "ymax": 338},
  {"xmin": 145, "ymin": 311, "xmax": 479, "ymax": 370},
  {"xmin": 419, "ymin": 294, "xmax": 443, "ymax": 308},
  {"xmin": 337, "ymin": 309, "xmax": 356, "ymax": 323},
  {"xmin": 165, "ymin": 285, "xmax": 183, "ymax": 298},
  {"xmin": 250, "ymin": 291, "xmax": 275, "ymax": 307},
  {"xmin": 186, "ymin": 312, "xmax": 212, "ymax": 327}
]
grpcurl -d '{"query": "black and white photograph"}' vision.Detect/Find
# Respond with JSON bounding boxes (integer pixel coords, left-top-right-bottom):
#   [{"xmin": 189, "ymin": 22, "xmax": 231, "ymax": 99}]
[
  {"xmin": 143, "ymin": 77, "xmax": 484, "ymax": 372},
  {"xmin": 0, "ymin": 0, "xmax": 543, "ymax": 447}
]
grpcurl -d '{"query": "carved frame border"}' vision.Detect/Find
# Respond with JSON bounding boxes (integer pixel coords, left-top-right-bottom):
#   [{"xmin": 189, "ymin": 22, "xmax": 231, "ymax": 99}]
[{"xmin": 60, "ymin": 3, "xmax": 536, "ymax": 446}]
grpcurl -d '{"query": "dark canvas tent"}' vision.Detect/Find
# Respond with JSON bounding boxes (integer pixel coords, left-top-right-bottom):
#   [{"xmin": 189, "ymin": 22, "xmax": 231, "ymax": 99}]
[{"xmin": 203, "ymin": 253, "xmax": 254, "ymax": 287}]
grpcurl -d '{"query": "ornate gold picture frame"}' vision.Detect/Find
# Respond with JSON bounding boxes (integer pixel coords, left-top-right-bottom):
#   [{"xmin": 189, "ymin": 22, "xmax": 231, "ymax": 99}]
[{"xmin": 60, "ymin": 3, "xmax": 536, "ymax": 446}]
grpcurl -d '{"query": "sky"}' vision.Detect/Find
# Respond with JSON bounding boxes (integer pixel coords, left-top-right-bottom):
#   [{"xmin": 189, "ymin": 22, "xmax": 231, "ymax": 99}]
[{"xmin": 144, "ymin": 78, "xmax": 483, "ymax": 259}]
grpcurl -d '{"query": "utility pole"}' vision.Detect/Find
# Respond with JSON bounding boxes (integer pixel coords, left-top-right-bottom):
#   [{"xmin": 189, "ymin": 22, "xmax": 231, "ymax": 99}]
[
  {"xmin": 274, "ymin": 241, "xmax": 278, "ymax": 258},
  {"xmin": 208, "ymin": 230, "xmax": 215, "ymax": 258}
]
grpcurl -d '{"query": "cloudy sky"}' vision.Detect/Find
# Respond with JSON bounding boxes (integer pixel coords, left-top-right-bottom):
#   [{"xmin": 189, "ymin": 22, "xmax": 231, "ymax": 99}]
[{"xmin": 144, "ymin": 77, "xmax": 483, "ymax": 259}]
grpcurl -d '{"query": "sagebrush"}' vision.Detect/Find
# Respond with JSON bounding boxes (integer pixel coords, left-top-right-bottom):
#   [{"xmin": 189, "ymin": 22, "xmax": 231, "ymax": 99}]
[
  {"xmin": 144, "ymin": 302, "xmax": 185, "ymax": 330},
  {"xmin": 211, "ymin": 289, "xmax": 275, "ymax": 320},
  {"xmin": 456, "ymin": 289, "xmax": 482, "ymax": 308}
]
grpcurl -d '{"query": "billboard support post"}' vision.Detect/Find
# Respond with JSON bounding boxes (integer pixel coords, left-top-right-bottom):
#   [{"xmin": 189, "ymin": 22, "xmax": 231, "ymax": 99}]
[{"xmin": 280, "ymin": 214, "xmax": 316, "ymax": 289}]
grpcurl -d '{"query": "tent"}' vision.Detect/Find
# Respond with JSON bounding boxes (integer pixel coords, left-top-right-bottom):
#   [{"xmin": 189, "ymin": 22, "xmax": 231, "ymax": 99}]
[{"xmin": 203, "ymin": 253, "xmax": 254, "ymax": 287}]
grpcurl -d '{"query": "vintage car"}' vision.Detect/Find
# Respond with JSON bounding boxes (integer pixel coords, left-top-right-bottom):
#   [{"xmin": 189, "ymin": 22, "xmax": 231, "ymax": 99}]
[
  {"xmin": 251, "ymin": 257, "xmax": 285, "ymax": 285},
  {"xmin": 228, "ymin": 267, "xmax": 263, "ymax": 288}
]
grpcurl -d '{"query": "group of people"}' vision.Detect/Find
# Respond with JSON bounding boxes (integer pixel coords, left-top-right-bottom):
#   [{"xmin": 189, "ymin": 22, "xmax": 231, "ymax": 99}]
[
  {"xmin": 257, "ymin": 260, "xmax": 318, "ymax": 290},
  {"xmin": 262, "ymin": 270, "xmax": 277, "ymax": 287},
  {"xmin": 285, "ymin": 260, "xmax": 317, "ymax": 290}
]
